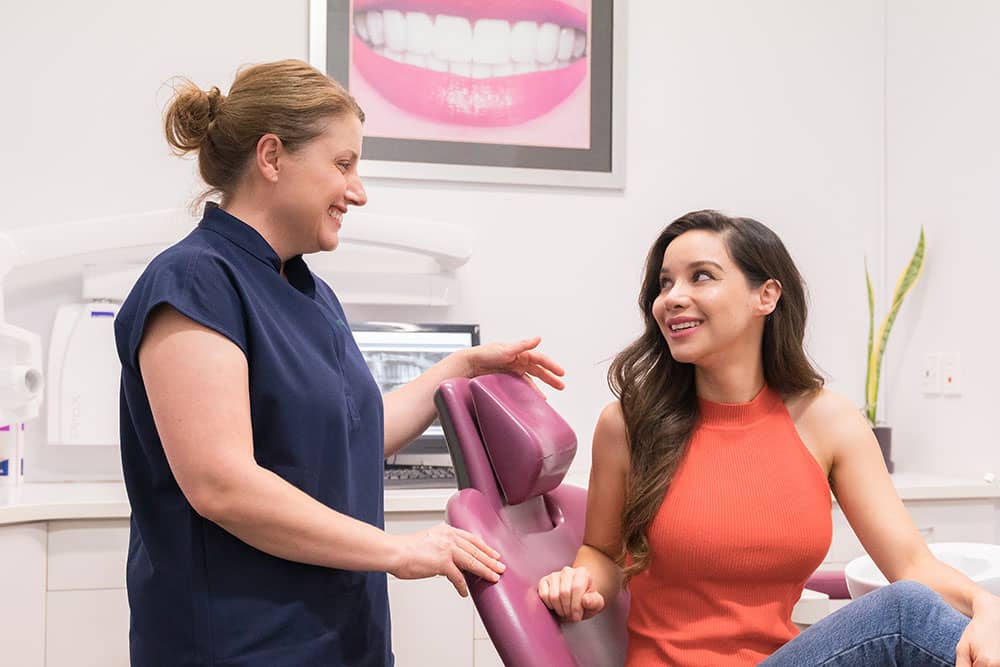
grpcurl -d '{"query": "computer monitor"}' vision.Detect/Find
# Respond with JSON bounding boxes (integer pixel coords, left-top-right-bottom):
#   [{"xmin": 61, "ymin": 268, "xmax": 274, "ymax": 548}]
[{"xmin": 350, "ymin": 322, "xmax": 480, "ymax": 466}]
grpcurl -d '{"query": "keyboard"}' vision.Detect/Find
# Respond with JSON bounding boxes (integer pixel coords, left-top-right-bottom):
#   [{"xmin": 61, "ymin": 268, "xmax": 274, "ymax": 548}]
[{"xmin": 384, "ymin": 464, "xmax": 458, "ymax": 489}]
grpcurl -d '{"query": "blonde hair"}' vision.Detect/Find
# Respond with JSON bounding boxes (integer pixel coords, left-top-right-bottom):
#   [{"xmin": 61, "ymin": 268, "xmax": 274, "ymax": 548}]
[{"xmin": 163, "ymin": 59, "xmax": 364, "ymax": 204}]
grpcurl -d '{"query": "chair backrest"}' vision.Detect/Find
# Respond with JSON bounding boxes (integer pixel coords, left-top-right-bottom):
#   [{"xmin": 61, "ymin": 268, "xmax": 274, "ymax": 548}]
[{"xmin": 436, "ymin": 374, "xmax": 629, "ymax": 667}]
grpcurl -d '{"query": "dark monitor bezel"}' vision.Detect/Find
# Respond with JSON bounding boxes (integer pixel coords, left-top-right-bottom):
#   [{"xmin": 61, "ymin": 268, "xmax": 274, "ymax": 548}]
[{"xmin": 348, "ymin": 321, "xmax": 481, "ymax": 345}]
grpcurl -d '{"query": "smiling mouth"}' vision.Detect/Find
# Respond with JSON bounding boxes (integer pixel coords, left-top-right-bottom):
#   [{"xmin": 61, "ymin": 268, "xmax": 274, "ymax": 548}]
[
  {"xmin": 350, "ymin": 0, "xmax": 589, "ymax": 126},
  {"xmin": 669, "ymin": 321, "xmax": 702, "ymax": 332}
]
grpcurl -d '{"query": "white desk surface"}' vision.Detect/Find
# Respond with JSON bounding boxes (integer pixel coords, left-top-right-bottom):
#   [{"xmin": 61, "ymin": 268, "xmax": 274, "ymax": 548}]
[{"xmin": 1, "ymin": 472, "xmax": 997, "ymax": 526}]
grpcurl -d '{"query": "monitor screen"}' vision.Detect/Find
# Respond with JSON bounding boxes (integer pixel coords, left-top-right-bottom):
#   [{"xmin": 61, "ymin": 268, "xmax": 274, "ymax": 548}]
[{"xmin": 351, "ymin": 322, "xmax": 479, "ymax": 465}]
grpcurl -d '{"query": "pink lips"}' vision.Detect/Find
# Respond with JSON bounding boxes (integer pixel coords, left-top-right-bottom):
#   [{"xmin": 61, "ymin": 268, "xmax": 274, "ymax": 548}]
[{"xmin": 350, "ymin": 0, "xmax": 589, "ymax": 127}]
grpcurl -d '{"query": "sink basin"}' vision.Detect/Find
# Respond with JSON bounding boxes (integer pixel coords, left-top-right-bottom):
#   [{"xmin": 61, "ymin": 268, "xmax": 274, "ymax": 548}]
[{"xmin": 845, "ymin": 542, "xmax": 1000, "ymax": 599}]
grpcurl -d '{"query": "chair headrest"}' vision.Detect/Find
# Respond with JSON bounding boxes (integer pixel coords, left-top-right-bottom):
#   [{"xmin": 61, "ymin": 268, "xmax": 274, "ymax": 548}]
[{"xmin": 469, "ymin": 374, "xmax": 577, "ymax": 505}]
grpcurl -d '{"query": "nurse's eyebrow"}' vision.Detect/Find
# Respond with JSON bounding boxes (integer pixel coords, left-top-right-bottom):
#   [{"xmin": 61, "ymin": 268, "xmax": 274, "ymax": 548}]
[{"xmin": 660, "ymin": 260, "xmax": 725, "ymax": 275}]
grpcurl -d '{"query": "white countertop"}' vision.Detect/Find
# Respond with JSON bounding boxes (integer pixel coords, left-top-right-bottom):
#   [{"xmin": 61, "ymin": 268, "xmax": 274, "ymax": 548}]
[
  {"xmin": 1, "ymin": 472, "xmax": 997, "ymax": 526},
  {"xmin": 838, "ymin": 472, "xmax": 1000, "ymax": 502},
  {"xmin": 0, "ymin": 481, "xmax": 459, "ymax": 526}
]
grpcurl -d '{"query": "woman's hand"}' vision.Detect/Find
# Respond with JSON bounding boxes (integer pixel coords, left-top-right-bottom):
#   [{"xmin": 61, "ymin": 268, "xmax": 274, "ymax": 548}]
[
  {"xmin": 957, "ymin": 590, "xmax": 1000, "ymax": 666},
  {"xmin": 538, "ymin": 566, "xmax": 605, "ymax": 622},
  {"xmin": 389, "ymin": 524, "xmax": 505, "ymax": 597},
  {"xmin": 461, "ymin": 336, "xmax": 566, "ymax": 391}
]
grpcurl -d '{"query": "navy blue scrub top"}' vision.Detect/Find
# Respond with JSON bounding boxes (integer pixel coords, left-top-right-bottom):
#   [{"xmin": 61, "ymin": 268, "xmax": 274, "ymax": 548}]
[{"xmin": 115, "ymin": 203, "xmax": 391, "ymax": 666}]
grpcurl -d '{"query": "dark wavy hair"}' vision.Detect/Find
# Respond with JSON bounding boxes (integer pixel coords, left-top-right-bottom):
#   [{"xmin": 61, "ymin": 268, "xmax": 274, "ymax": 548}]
[{"xmin": 609, "ymin": 210, "xmax": 824, "ymax": 582}]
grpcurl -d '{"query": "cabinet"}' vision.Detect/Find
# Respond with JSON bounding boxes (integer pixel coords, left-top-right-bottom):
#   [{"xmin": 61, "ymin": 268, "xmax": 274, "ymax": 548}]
[
  {"xmin": 385, "ymin": 512, "xmax": 475, "ymax": 666},
  {"xmin": 0, "ymin": 523, "xmax": 46, "ymax": 667},
  {"xmin": 1, "ymin": 477, "xmax": 996, "ymax": 666},
  {"xmin": 45, "ymin": 519, "xmax": 130, "ymax": 667},
  {"xmin": 824, "ymin": 497, "xmax": 1000, "ymax": 569}
]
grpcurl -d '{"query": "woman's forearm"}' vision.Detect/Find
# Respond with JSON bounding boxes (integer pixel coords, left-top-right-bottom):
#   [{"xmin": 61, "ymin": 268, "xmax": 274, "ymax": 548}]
[
  {"xmin": 202, "ymin": 462, "xmax": 402, "ymax": 572},
  {"xmin": 902, "ymin": 552, "xmax": 985, "ymax": 617},
  {"xmin": 575, "ymin": 543, "xmax": 624, "ymax": 602}
]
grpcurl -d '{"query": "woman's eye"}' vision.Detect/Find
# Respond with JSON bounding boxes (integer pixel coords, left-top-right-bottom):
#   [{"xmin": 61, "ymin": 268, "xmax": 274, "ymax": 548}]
[
  {"xmin": 694, "ymin": 270, "xmax": 713, "ymax": 281},
  {"xmin": 659, "ymin": 278, "xmax": 672, "ymax": 290},
  {"xmin": 337, "ymin": 162, "xmax": 351, "ymax": 172}
]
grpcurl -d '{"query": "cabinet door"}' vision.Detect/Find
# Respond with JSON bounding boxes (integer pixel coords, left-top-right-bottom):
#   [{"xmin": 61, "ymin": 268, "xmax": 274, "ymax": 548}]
[
  {"xmin": 0, "ymin": 523, "xmax": 46, "ymax": 667},
  {"xmin": 474, "ymin": 610, "xmax": 504, "ymax": 667},
  {"xmin": 827, "ymin": 498, "xmax": 1000, "ymax": 567},
  {"xmin": 385, "ymin": 512, "xmax": 474, "ymax": 666},
  {"xmin": 48, "ymin": 519, "xmax": 129, "ymax": 590},
  {"xmin": 46, "ymin": 589, "xmax": 129, "ymax": 667}
]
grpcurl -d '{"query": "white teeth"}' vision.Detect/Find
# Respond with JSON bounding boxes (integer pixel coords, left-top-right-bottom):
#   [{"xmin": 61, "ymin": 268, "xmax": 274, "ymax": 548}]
[
  {"xmin": 356, "ymin": 11, "xmax": 586, "ymax": 78},
  {"xmin": 535, "ymin": 22, "xmax": 560, "ymax": 64},
  {"xmin": 353, "ymin": 12, "xmax": 370, "ymax": 42},
  {"xmin": 557, "ymin": 27, "xmax": 575, "ymax": 61},
  {"xmin": 670, "ymin": 321, "xmax": 702, "ymax": 331},
  {"xmin": 383, "ymin": 9, "xmax": 407, "ymax": 52},
  {"xmin": 450, "ymin": 61, "xmax": 472, "ymax": 77},
  {"xmin": 365, "ymin": 11, "xmax": 385, "ymax": 47},
  {"xmin": 472, "ymin": 19, "xmax": 511, "ymax": 65},
  {"xmin": 404, "ymin": 52, "xmax": 427, "ymax": 67},
  {"xmin": 405, "ymin": 11, "xmax": 434, "ymax": 55},
  {"xmin": 433, "ymin": 15, "xmax": 473, "ymax": 63},
  {"xmin": 510, "ymin": 21, "xmax": 538, "ymax": 64},
  {"xmin": 426, "ymin": 55, "xmax": 449, "ymax": 72}
]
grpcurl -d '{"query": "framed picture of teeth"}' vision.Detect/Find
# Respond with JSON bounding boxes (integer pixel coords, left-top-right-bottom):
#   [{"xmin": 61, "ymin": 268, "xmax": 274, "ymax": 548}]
[{"xmin": 309, "ymin": 0, "xmax": 626, "ymax": 188}]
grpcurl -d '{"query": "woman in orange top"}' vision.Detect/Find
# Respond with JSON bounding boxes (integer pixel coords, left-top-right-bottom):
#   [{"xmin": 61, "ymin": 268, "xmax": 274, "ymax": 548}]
[{"xmin": 538, "ymin": 210, "xmax": 1000, "ymax": 665}]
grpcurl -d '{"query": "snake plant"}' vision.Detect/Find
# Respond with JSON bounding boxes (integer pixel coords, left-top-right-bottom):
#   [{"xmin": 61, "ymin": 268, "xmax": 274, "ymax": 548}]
[{"xmin": 864, "ymin": 227, "xmax": 926, "ymax": 426}]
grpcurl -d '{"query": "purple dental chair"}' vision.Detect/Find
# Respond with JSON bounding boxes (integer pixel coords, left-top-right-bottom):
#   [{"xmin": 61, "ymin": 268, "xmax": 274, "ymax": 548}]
[{"xmin": 435, "ymin": 373, "xmax": 629, "ymax": 667}]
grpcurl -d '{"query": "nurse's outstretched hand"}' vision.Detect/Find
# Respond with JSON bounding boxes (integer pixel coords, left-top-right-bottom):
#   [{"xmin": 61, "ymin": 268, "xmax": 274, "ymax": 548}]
[
  {"xmin": 461, "ymin": 336, "xmax": 566, "ymax": 392},
  {"xmin": 538, "ymin": 566, "xmax": 605, "ymax": 622},
  {"xmin": 389, "ymin": 524, "xmax": 505, "ymax": 597}
]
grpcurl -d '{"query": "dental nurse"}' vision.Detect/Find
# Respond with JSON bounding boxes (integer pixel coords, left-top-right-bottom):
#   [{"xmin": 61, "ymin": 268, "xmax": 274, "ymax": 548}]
[{"xmin": 114, "ymin": 59, "xmax": 564, "ymax": 666}]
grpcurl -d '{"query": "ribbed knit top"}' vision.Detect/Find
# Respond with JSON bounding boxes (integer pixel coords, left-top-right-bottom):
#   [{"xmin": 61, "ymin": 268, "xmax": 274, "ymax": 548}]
[{"xmin": 625, "ymin": 386, "xmax": 832, "ymax": 666}]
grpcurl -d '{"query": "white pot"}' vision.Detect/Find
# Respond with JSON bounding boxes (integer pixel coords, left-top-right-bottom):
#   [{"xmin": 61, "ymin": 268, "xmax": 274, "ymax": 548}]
[{"xmin": 845, "ymin": 542, "xmax": 1000, "ymax": 599}]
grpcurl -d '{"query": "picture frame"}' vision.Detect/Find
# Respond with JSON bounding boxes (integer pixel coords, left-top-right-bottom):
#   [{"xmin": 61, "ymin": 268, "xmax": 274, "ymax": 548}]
[{"xmin": 308, "ymin": 0, "xmax": 626, "ymax": 188}]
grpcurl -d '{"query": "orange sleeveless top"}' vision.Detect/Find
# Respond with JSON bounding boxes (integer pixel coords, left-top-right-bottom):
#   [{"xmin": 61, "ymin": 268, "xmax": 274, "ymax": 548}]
[{"xmin": 625, "ymin": 387, "xmax": 832, "ymax": 666}]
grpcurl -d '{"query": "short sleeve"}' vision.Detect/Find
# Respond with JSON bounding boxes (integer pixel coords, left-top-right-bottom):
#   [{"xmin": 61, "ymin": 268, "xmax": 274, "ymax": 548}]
[{"xmin": 115, "ymin": 246, "xmax": 248, "ymax": 371}]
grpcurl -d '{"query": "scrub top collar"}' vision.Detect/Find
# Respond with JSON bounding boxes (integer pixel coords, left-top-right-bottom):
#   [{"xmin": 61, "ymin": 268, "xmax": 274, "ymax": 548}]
[
  {"xmin": 199, "ymin": 202, "xmax": 283, "ymax": 273},
  {"xmin": 199, "ymin": 202, "xmax": 317, "ymax": 297}
]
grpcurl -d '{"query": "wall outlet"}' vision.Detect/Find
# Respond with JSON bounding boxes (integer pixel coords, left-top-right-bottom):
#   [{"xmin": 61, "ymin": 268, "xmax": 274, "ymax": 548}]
[
  {"xmin": 922, "ymin": 353, "xmax": 941, "ymax": 395},
  {"xmin": 941, "ymin": 352, "xmax": 961, "ymax": 396}
]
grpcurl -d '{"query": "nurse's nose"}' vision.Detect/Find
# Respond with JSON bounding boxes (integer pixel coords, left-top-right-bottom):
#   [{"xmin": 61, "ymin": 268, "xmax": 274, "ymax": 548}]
[{"xmin": 346, "ymin": 177, "xmax": 367, "ymax": 207}]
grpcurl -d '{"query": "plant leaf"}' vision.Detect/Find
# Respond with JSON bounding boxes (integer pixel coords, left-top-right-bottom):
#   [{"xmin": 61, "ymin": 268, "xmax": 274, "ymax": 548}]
[
  {"xmin": 868, "ymin": 227, "xmax": 926, "ymax": 425},
  {"xmin": 864, "ymin": 258, "xmax": 876, "ymax": 424}
]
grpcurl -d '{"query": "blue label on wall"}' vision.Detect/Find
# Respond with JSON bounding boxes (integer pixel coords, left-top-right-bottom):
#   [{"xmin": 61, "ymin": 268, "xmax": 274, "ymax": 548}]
[{"xmin": 0, "ymin": 459, "xmax": 8, "ymax": 476}]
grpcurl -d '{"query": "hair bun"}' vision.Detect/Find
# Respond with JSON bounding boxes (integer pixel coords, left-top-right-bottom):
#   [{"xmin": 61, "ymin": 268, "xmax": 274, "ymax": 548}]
[
  {"xmin": 163, "ymin": 79, "xmax": 220, "ymax": 155},
  {"xmin": 206, "ymin": 86, "xmax": 223, "ymax": 122}
]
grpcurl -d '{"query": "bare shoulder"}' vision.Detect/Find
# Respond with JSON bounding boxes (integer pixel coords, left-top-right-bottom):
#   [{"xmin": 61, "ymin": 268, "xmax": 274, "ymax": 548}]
[
  {"xmin": 785, "ymin": 387, "xmax": 860, "ymax": 424},
  {"xmin": 785, "ymin": 387, "xmax": 872, "ymax": 460},
  {"xmin": 592, "ymin": 401, "xmax": 630, "ymax": 471}
]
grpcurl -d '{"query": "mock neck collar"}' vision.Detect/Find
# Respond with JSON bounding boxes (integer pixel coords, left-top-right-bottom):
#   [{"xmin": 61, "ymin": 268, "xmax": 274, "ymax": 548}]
[{"xmin": 697, "ymin": 385, "xmax": 783, "ymax": 429}]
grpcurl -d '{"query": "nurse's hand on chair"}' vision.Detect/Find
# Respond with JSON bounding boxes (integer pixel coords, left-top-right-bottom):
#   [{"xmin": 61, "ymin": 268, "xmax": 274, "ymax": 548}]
[
  {"xmin": 538, "ymin": 566, "xmax": 605, "ymax": 622},
  {"xmin": 460, "ymin": 337, "xmax": 566, "ymax": 392},
  {"xmin": 389, "ymin": 524, "xmax": 506, "ymax": 597}
]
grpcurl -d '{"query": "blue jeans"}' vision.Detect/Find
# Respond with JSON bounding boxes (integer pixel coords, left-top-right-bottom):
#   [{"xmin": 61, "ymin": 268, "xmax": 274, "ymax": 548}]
[{"xmin": 760, "ymin": 581, "xmax": 970, "ymax": 666}]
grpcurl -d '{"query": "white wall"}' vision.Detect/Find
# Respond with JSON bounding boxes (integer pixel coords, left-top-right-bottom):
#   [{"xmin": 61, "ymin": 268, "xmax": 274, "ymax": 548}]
[
  {"xmin": 1, "ymin": 1, "xmax": 993, "ymax": 482},
  {"xmin": 882, "ymin": 0, "xmax": 1000, "ymax": 477}
]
